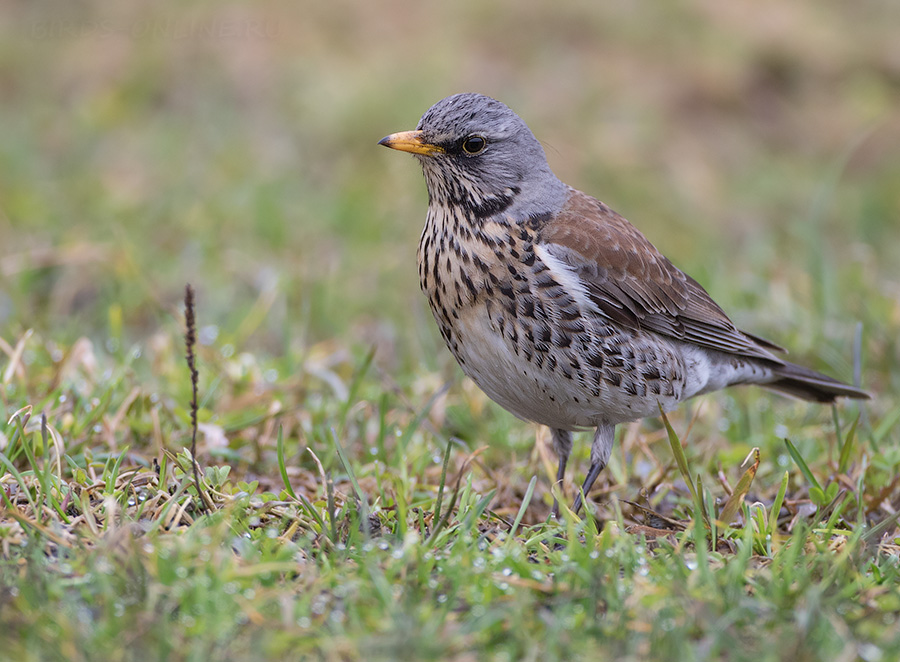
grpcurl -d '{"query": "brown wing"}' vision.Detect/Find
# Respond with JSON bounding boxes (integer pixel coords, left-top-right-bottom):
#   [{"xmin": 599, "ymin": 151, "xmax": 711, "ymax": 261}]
[{"xmin": 538, "ymin": 189, "xmax": 785, "ymax": 363}]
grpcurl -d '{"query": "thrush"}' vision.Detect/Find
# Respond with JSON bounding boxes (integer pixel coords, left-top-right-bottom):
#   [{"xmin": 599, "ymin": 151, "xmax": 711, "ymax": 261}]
[{"xmin": 379, "ymin": 93, "xmax": 869, "ymax": 515}]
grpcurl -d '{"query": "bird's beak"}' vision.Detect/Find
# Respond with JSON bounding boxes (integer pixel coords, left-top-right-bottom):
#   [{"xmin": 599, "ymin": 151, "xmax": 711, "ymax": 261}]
[{"xmin": 378, "ymin": 130, "xmax": 444, "ymax": 156}]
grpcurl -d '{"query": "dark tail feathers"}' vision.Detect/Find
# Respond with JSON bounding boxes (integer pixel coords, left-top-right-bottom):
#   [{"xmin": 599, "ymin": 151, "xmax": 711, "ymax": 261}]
[{"xmin": 767, "ymin": 361, "xmax": 870, "ymax": 403}]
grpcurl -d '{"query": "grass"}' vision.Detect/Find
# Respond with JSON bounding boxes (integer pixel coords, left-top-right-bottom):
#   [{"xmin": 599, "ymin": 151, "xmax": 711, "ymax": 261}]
[
  {"xmin": 2, "ymin": 343, "xmax": 899, "ymax": 661},
  {"xmin": 2, "ymin": 1, "xmax": 900, "ymax": 660}
]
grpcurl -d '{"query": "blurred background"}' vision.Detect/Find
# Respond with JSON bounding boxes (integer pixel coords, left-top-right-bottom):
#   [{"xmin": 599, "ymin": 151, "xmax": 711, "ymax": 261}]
[{"xmin": 1, "ymin": 0, "xmax": 898, "ymax": 392}]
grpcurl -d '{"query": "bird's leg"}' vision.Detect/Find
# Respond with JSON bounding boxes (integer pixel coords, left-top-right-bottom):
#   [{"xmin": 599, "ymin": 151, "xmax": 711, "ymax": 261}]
[
  {"xmin": 572, "ymin": 423, "xmax": 615, "ymax": 515},
  {"xmin": 550, "ymin": 428, "xmax": 572, "ymax": 518}
]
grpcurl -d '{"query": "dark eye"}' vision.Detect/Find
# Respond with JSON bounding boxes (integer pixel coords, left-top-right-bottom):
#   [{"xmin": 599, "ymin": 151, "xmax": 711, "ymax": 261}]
[{"xmin": 462, "ymin": 135, "xmax": 487, "ymax": 155}]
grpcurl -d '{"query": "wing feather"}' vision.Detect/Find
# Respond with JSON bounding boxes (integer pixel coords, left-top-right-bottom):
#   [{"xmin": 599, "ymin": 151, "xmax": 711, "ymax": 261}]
[{"xmin": 538, "ymin": 189, "xmax": 784, "ymax": 363}]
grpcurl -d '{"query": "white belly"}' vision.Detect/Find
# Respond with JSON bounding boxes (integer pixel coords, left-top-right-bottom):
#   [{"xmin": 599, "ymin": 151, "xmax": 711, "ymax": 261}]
[{"xmin": 449, "ymin": 306, "xmax": 695, "ymax": 430}]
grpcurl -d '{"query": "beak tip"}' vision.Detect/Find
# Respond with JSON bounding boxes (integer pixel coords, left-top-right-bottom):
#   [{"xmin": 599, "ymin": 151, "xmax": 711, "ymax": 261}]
[{"xmin": 377, "ymin": 130, "xmax": 438, "ymax": 156}]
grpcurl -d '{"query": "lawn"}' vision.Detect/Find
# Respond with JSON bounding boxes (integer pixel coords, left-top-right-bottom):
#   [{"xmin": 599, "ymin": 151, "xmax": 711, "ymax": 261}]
[{"xmin": 2, "ymin": 2, "xmax": 899, "ymax": 661}]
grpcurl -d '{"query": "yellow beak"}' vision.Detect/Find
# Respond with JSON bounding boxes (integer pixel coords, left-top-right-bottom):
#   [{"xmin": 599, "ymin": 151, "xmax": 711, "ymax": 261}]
[{"xmin": 378, "ymin": 130, "xmax": 444, "ymax": 156}]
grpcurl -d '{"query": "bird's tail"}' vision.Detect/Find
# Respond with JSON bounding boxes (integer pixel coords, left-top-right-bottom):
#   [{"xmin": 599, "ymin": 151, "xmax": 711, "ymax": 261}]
[{"xmin": 766, "ymin": 361, "xmax": 870, "ymax": 403}]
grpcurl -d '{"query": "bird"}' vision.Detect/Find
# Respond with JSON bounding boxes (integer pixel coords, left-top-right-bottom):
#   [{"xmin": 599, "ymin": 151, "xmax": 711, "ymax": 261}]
[{"xmin": 378, "ymin": 93, "xmax": 869, "ymax": 516}]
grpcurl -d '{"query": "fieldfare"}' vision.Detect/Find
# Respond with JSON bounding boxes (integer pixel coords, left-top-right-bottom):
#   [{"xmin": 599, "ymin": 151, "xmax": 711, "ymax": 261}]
[{"xmin": 379, "ymin": 93, "xmax": 869, "ymax": 515}]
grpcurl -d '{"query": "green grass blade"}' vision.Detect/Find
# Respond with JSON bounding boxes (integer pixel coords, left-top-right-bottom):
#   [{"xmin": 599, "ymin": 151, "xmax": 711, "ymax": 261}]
[
  {"xmin": 783, "ymin": 438, "xmax": 822, "ymax": 492},
  {"xmin": 505, "ymin": 475, "xmax": 537, "ymax": 546},
  {"xmin": 0, "ymin": 452, "xmax": 39, "ymax": 519},
  {"xmin": 433, "ymin": 437, "xmax": 453, "ymax": 522},
  {"xmin": 103, "ymin": 447, "xmax": 131, "ymax": 497},
  {"xmin": 694, "ymin": 472, "xmax": 713, "ymax": 549},
  {"xmin": 659, "ymin": 406, "xmax": 697, "ymax": 503},
  {"xmin": 459, "ymin": 489, "xmax": 496, "ymax": 533},
  {"xmin": 330, "ymin": 427, "xmax": 364, "ymax": 504},
  {"xmin": 297, "ymin": 492, "xmax": 328, "ymax": 533},
  {"xmin": 427, "ymin": 475, "xmax": 465, "ymax": 547},
  {"xmin": 271, "ymin": 428, "xmax": 328, "ymax": 540},
  {"xmin": 837, "ymin": 414, "xmax": 860, "ymax": 475},
  {"xmin": 325, "ymin": 472, "xmax": 338, "ymax": 544},
  {"xmin": 691, "ymin": 474, "xmax": 709, "ymax": 564},
  {"xmin": 376, "ymin": 392, "xmax": 389, "ymax": 462},
  {"xmin": 276, "ymin": 425, "xmax": 297, "ymax": 500},
  {"xmin": 767, "ymin": 470, "xmax": 790, "ymax": 546},
  {"xmin": 330, "ymin": 427, "xmax": 371, "ymax": 539}
]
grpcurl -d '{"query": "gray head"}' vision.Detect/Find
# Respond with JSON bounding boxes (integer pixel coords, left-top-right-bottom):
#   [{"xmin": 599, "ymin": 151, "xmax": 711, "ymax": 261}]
[{"xmin": 379, "ymin": 93, "xmax": 567, "ymax": 220}]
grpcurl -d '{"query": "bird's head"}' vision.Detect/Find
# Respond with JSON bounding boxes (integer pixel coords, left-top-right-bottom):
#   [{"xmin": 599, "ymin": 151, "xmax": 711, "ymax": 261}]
[{"xmin": 379, "ymin": 93, "xmax": 566, "ymax": 220}]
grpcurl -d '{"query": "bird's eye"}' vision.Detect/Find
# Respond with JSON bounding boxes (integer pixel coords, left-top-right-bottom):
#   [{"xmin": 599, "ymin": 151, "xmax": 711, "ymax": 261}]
[{"xmin": 462, "ymin": 135, "xmax": 487, "ymax": 155}]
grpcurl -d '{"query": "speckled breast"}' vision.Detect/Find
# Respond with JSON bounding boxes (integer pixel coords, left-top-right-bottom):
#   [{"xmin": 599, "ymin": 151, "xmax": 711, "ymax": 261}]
[{"xmin": 417, "ymin": 209, "xmax": 692, "ymax": 430}]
